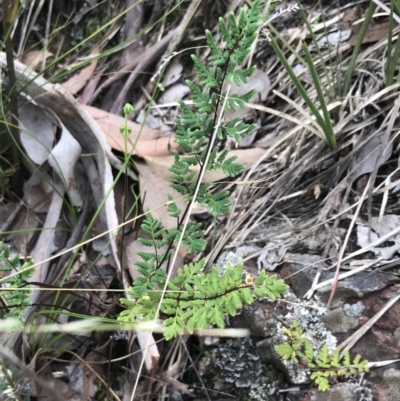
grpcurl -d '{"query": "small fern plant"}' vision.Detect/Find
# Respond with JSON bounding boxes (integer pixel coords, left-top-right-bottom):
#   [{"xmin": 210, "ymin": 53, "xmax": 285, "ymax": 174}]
[
  {"xmin": 0, "ymin": 241, "xmax": 34, "ymax": 332},
  {"xmin": 275, "ymin": 321, "xmax": 369, "ymax": 392},
  {"xmin": 118, "ymin": 0, "xmax": 289, "ymax": 338},
  {"xmin": 120, "ymin": 260, "xmax": 288, "ymax": 340}
]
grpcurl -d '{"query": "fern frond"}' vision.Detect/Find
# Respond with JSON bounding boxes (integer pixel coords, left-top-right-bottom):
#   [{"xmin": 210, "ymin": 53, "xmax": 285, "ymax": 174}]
[
  {"xmin": 206, "ymin": 30, "xmax": 226, "ymax": 66},
  {"xmin": 224, "ymin": 118, "xmax": 256, "ymax": 141},
  {"xmin": 274, "ymin": 320, "xmax": 370, "ymax": 391},
  {"xmin": 167, "ymin": 194, "xmax": 181, "ymax": 218},
  {"xmin": 119, "ymin": 261, "xmax": 288, "ymax": 340},
  {"xmin": 275, "ymin": 343, "xmax": 293, "ymax": 360},
  {"xmin": 191, "ymin": 55, "xmax": 219, "ymax": 88}
]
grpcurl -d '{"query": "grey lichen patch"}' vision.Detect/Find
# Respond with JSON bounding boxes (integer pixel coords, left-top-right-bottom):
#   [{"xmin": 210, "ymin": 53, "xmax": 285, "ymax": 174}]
[
  {"xmin": 214, "ymin": 337, "xmax": 285, "ymax": 400},
  {"xmin": 282, "ymin": 292, "xmax": 337, "ymax": 353},
  {"xmin": 216, "ymin": 245, "xmax": 260, "ymax": 274},
  {"xmin": 354, "ymin": 381, "xmax": 373, "ymax": 401},
  {"xmin": 215, "ymin": 337, "xmax": 263, "ymax": 388},
  {"xmin": 246, "ymin": 366, "xmax": 283, "ymax": 401},
  {"xmin": 343, "ymin": 301, "xmax": 365, "ymax": 318}
]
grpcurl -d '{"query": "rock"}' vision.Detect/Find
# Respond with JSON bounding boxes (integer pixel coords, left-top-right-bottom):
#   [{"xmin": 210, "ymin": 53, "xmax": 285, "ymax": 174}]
[
  {"xmin": 369, "ymin": 364, "xmax": 400, "ymax": 401},
  {"xmin": 383, "ymin": 368, "xmax": 400, "ymax": 401},
  {"xmin": 394, "ymin": 327, "xmax": 400, "ymax": 347},
  {"xmin": 311, "ymin": 383, "xmax": 364, "ymax": 401},
  {"xmin": 280, "ymin": 254, "xmax": 400, "ymax": 305},
  {"xmin": 232, "ymin": 303, "xmax": 285, "ymax": 338},
  {"xmin": 352, "ymin": 286, "xmax": 400, "ymax": 362},
  {"xmin": 288, "ymin": 382, "xmax": 373, "ymax": 401},
  {"xmin": 214, "ymin": 337, "xmax": 264, "ymax": 389},
  {"xmin": 321, "ymin": 308, "xmax": 359, "ymax": 334}
]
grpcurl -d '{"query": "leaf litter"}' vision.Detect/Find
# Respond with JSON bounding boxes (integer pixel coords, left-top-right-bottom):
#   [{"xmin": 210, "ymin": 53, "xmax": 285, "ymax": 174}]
[{"xmin": 2, "ymin": 0, "xmax": 400, "ymax": 400}]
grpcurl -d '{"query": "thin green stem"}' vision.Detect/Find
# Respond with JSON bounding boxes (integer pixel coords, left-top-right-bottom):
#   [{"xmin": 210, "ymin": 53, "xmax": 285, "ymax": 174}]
[{"xmin": 341, "ymin": 2, "xmax": 377, "ymax": 96}]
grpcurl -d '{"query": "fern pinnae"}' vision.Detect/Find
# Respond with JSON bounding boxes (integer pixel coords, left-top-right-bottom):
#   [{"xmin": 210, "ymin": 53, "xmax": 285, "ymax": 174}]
[
  {"xmin": 275, "ymin": 321, "xmax": 369, "ymax": 391},
  {"xmin": 119, "ymin": 0, "xmax": 291, "ymax": 349}
]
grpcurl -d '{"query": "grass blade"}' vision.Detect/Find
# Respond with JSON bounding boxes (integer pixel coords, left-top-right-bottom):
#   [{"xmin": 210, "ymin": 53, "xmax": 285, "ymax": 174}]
[
  {"xmin": 302, "ymin": 40, "xmax": 336, "ymax": 148},
  {"xmin": 269, "ymin": 35, "xmax": 336, "ymax": 148},
  {"xmin": 341, "ymin": 2, "xmax": 377, "ymax": 96}
]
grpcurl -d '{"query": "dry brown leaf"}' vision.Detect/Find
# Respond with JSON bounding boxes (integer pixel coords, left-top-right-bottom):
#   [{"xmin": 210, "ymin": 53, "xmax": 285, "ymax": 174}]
[
  {"xmin": 83, "ymin": 105, "xmax": 180, "ymax": 157},
  {"xmin": 135, "ymin": 161, "xmax": 186, "ymax": 231},
  {"xmin": 342, "ymin": 4, "xmax": 362, "ymax": 30},
  {"xmin": 81, "ymin": 352, "xmax": 103, "ymax": 400},
  {"xmin": 19, "ymin": 50, "xmax": 53, "ymax": 71},
  {"xmin": 61, "ymin": 45, "xmax": 100, "ymax": 95},
  {"xmin": 10, "ymin": 207, "xmax": 42, "ymax": 257},
  {"xmin": 144, "ymin": 147, "xmax": 266, "ymax": 183},
  {"xmin": 78, "ymin": 67, "xmax": 106, "ymax": 105},
  {"xmin": 133, "ymin": 137, "xmax": 181, "ymax": 157},
  {"xmin": 349, "ymin": 21, "xmax": 390, "ymax": 46}
]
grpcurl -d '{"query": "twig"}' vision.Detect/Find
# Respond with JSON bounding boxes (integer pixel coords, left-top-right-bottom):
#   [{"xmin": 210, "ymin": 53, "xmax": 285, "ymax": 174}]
[
  {"xmin": 338, "ymin": 291, "xmax": 400, "ymax": 355},
  {"xmin": 326, "ymin": 178, "xmax": 370, "ymax": 308},
  {"xmin": 109, "ymin": 27, "xmax": 180, "ymax": 114}
]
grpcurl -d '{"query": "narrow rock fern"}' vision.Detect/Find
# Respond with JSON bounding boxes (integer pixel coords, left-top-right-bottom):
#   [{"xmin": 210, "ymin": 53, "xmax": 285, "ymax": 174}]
[
  {"xmin": 118, "ymin": 0, "xmax": 289, "ymax": 338},
  {"xmin": 120, "ymin": 259, "xmax": 288, "ymax": 340},
  {"xmin": 275, "ymin": 321, "xmax": 369, "ymax": 391}
]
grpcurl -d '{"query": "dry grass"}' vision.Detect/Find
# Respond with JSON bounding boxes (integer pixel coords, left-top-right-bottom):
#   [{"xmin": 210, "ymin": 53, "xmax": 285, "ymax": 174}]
[{"xmin": 2, "ymin": 0, "xmax": 400, "ymax": 399}]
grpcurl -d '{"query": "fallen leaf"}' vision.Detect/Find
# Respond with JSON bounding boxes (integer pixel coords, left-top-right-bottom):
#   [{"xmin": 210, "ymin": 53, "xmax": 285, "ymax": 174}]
[
  {"xmin": 83, "ymin": 104, "xmax": 180, "ymax": 156},
  {"xmin": 342, "ymin": 4, "xmax": 362, "ymax": 30},
  {"xmin": 8, "ymin": 206, "xmax": 41, "ymax": 257},
  {"xmin": 62, "ymin": 45, "xmax": 100, "ymax": 95},
  {"xmin": 163, "ymin": 58, "xmax": 183, "ymax": 87},
  {"xmin": 316, "ymin": 29, "xmax": 352, "ymax": 48},
  {"xmin": 349, "ymin": 21, "xmax": 390, "ymax": 46},
  {"xmin": 81, "ymin": 352, "xmax": 103, "ymax": 400},
  {"xmin": 19, "ymin": 103, "xmax": 56, "ymax": 165},
  {"xmin": 78, "ymin": 67, "xmax": 106, "ymax": 105},
  {"xmin": 352, "ymin": 133, "xmax": 392, "ymax": 179},
  {"xmin": 135, "ymin": 161, "xmax": 186, "ymax": 231},
  {"xmin": 48, "ymin": 124, "xmax": 83, "ymax": 206},
  {"xmin": 29, "ymin": 182, "xmax": 65, "ymax": 284},
  {"xmin": 19, "ymin": 49, "xmax": 53, "ymax": 71},
  {"xmin": 357, "ymin": 223, "xmax": 400, "ymax": 260}
]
